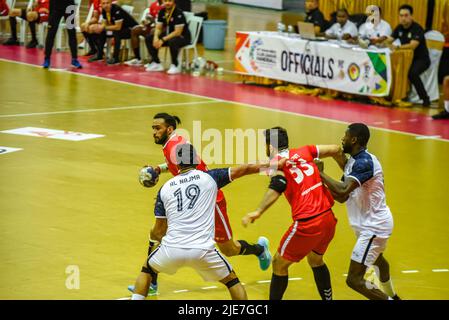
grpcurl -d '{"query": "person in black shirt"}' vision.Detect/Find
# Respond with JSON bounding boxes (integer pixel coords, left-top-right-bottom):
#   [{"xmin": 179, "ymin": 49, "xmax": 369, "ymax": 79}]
[
  {"xmin": 387, "ymin": 4, "xmax": 431, "ymax": 107},
  {"xmin": 88, "ymin": 0, "xmax": 138, "ymax": 65},
  {"xmin": 43, "ymin": 0, "xmax": 82, "ymax": 69},
  {"xmin": 304, "ymin": 0, "xmax": 327, "ymax": 35},
  {"xmin": 145, "ymin": 0, "xmax": 191, "ymax": 75}
]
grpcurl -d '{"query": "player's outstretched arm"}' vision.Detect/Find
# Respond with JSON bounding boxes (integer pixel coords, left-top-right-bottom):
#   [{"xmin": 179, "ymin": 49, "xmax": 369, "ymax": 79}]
[
  {"xmin": 316, "ymin": 145, "xmax": 347, "ymax": 170},
  {"xmin": 242, "ymin": 188, "xmax": 281, "ymax": 227},
  {"xmin": 229, "ymin": 162, "xmax": 271, "ymax": 180}
]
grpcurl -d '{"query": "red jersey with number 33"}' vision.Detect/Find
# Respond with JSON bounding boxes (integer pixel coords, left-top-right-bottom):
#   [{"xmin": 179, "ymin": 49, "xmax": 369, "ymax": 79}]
[
  {"xmin": 162, "ymin": 133, "xmax": 224, "ymax": 202},
  {"xmin": 275, "ymin": 145, "xmax": 334, "ymax": 221}
]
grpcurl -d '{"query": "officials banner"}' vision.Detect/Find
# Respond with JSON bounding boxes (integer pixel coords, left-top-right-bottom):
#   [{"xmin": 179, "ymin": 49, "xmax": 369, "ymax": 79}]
[{"xmin": 235, "ymin": 32, "xmax": 392, "ymax": 97}]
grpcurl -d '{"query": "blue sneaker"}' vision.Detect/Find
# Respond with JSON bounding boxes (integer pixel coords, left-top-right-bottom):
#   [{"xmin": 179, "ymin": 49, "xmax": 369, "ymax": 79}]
[
  {"xmin": 71, "ymin": 59, "xmax": 82, "ymax": 69},
  {"xmin": 127, "ymin": 283, "xmax": 158, "ymax": 296},
  {"xmin": 257, "ymin": 236, "xmax": 272, "ymax": 271},
  {"xmin": 42, "ymin": 58, "xmax": 50, "ymax": 69}
]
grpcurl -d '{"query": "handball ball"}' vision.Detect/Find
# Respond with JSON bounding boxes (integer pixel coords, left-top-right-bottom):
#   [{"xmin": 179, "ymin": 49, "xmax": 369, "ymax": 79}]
[{"xmin": 139, "ymin": 166, "xmax": 159, "ymax": 188}]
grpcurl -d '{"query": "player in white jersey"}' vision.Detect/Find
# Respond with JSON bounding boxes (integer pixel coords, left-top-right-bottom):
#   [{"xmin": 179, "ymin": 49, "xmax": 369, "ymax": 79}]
[
  {"xmin": 131, "ymin": 144, "xmax": 272, "ymax": 300},
  {"xmin": 317, "ymin": 123, "xmax": 401, "ymax": 300}
]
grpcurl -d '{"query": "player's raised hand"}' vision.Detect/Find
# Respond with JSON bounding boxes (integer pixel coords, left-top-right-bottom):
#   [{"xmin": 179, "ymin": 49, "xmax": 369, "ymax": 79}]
[{"xmin": 242, "ymin": 211, "xmax": 262, "ymax": 227}]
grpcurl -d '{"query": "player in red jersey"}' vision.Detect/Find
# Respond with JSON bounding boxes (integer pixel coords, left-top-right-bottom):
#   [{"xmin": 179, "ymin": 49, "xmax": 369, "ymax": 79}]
[
  {"xmin": 81, "ymin": 0, "xmax": 102, "ymax": 56},
  {"xmin": 3, "ymin": 0, "xmax": 49, "ymax": 48},
  {"xmin": 243, "ymin": 127, "xmax": 345, "ymax": 300},
  {"xmin": 128, "ymin": 113, "xmax": 271, "ymax": 298},
  {"xmin": 0, "ymin": 0, "xmax": 9, "ymax": 17}
]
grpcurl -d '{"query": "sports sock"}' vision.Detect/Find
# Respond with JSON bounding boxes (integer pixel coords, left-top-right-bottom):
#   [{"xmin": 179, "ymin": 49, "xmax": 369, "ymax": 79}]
[
  {"xmin": 444, "ymin": 101, "xmax": 449, "ymax": 113},
  {"xmin": 9, "ymin": 17, "xmax": 17, "ymax": 39},
  {"xmin": 151, "ymin": 273, "xmax": 158, "ymax": 286},
  {"xmin": 237, "ymin": 240, "xmax": 264, "ymax": 256},
  {"xmin": 29, "ymin": 21, "xmax": 36, "ymax": 41},
  {"xmin": 269, "ymin": 274, "xmax": 289, "ymax": 300},
  {"xmin": 312, "ymin": 264, "xmax": 333, "ymax": 300},
  {"xmin": 381, "ymin": 279, "xmax": 396, "ymax": 298},
  {"xmin": 133, "ymin": 47, "xmax": 141, "ymax": 60}
]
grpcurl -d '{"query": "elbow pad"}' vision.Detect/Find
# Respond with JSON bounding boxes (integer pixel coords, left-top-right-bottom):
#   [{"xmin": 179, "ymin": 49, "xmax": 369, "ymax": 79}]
[{"xmin": 269, "ymin": 175, "xmax": 287, "ymax": 193}]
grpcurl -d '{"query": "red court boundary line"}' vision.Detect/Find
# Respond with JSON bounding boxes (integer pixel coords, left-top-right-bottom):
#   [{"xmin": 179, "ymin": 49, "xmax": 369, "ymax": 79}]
[{"xmin": 1, "ymin": 46, "xmax": 448, "ymax": 140}]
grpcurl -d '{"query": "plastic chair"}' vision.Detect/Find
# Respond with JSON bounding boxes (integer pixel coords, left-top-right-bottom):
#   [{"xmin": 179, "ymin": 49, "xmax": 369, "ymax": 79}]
[
  {"xmin": 17, "ymin": 0, "xmax": 32, "ymax": 44},
  {"xmin": 408, "ymin": 30, "xmax": 445, "ymax": 105},
  {"xmin": 178, "ymin": 15, "xmax": 203, "ymax": 70}
]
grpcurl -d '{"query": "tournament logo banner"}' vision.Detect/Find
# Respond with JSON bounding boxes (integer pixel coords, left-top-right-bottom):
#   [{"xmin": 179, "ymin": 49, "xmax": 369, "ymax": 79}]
[{"xmin": 235, "ymin": 32, "xmax": 392, "ymax": 97}]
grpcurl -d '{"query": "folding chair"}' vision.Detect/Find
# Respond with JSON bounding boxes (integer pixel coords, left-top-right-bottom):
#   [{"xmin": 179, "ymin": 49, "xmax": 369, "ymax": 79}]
[{"xmin": 18, "ymin": 0, "xmax": 32, "ymax": 44}]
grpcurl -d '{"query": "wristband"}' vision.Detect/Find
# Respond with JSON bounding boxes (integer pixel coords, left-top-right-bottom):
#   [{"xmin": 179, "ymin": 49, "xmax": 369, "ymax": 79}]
[{"xmin": 158, "ymin": 163, "xmax": 168, "ymax": 173}]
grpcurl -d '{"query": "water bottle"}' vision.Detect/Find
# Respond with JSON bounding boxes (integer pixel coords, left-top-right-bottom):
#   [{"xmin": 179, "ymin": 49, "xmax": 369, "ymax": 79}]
[
  {"xmin": 287, "ymin": 25, "xmax": 294, "ymax": 37},
  {"xmin": 277, "ymin": 22, "xmax": 286, "ymax": 35}
]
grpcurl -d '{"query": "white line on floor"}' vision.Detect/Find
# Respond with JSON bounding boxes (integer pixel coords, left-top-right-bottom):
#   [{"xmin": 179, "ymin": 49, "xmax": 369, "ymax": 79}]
[
  {"xmin": 0, "ymin": 100, "xmax": 220, "ymax": 118},
  {"xmin": 257, "ymin": 280, "xmax": 271, "ymax": 284},
  {"xmin": 288, "ymin": 277, "xmax": 302, "ymax": 281},
  {"xmin": 401, "ymin": 270, "xmax": 419, "ymax": 274},
  {"xmin": 2, "ymin": 58, "xmax": 447, "ymax": 143},
  {"xmin": 201, "ymin": 286, "xmax": 218, "ymax": 290},
  {"xmin": 432, "ymin": 269, "xmax": 449, "ymax": 273},
  {"xmin": 415, "ymin": 135, "xmax": 442, "ymax": 140},
  {"xmin": 173, "ymin": 289, "xmax": 189, "ymax": 293},
  {"xmin": 390, "ymin": 120, "xmax": 402, "ymax": 124}
]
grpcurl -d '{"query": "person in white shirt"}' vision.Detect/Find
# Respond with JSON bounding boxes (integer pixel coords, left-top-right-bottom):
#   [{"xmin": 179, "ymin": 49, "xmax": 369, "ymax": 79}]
[
  {"xmin": 131, "ymin": 144, "xmax": 272, "ymax": 300},
  {"xmin": 325, "ymin": 8, "xmax": 358, "ymax": 41},
  {"xmin": 358, "ymin": 7, "xmax": 392, "ymax": 46},
  {"xmin": 317, "ymin": 123, "xmax": 401, "ymax": 300}
]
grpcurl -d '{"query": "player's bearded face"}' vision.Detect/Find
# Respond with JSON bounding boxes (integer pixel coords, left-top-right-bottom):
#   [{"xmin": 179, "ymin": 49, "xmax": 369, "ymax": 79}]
[
  {"xmin": 152, "ymin": 119, "xmax": 170, "ymax": 145},
  {"xmin": 342, "ymin": 131, "xmax": 353, "ymax": 154}
]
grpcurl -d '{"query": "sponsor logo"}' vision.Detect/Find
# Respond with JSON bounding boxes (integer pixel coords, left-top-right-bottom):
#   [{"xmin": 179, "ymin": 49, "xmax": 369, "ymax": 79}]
[{"xmin": 348, "ymin": 63, "xmax": 360, "ymax": 82}]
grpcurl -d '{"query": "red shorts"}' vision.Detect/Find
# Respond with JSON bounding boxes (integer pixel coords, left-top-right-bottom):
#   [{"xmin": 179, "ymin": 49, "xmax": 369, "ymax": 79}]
[
  {"xmin": 214, "ymin": 196, "xmax": 233, "ymax": 243},
  {"xmin": 278, "ymin": 210, "xmax": 337, "ymax": 262}
]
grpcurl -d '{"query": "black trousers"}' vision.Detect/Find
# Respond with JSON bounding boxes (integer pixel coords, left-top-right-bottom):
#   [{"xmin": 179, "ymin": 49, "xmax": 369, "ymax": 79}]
[
  {"xmin": 408, "ymin": 58, "xmax": 431, "ymax": 102},
  {"xmin": 145, "ymin": 36, "xmax": 190, "ymax": 66},
  {"xmin": 44, "ymin": 4, "xmax": 78, "ymax": 59},
  {"xmin": 94, "ymin": 28, "xmax": 132, "ymax": 60}
]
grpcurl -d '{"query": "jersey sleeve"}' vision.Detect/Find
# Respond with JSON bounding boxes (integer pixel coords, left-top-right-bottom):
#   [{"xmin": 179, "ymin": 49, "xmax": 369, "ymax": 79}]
[
  {"xmin": 347, "ymin": 158, "xmax": 374, "ymax": 186},
  {"xmin": 391, "ymin": 25, "xmax": 399, "ymax": 39},
  {"xmin": 154, "ymin": 189, "xmax": 167, "ymax": 218},
  {"xmin": 412, "ymin": 25, "xmax": 424, "ymax": 42},
  {"xmin": 206, "ymin": 168, "xmax": 232, "ymax": 189},
  {"xmin": 173, "ymin": 10, "xmax": 187, "ymax": 27},
  {"xmin": 156, "ymin": 9, "xmax": 164, "ymax": 24},
  {"xmin": 308, "ymin": 145, "xmax": 319, "ymax": 159}
]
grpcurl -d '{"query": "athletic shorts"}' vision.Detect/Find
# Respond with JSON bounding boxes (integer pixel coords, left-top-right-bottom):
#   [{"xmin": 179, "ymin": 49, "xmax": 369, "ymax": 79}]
[
  {"xmin": 278, "ymin": 210, "xmax": 337, "ymax": 262},
  {"xmin": 351, "ymin": 232, "xmax": 389, "ymax": 267},
  {"xmin": 214, "ymin": 196, "xmax": 233, "ymax": 243},
  {"xmin": 148, "ymin": 244, "xmax": 233, "ymax": 282}
]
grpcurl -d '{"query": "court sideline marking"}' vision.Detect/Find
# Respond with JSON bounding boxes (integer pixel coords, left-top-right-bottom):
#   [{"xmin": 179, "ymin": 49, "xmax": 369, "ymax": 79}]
[
  {"xmin": 0, "ymin": 100, "xmax": 221, "ymax": 118},
  {"xmin": 1, "ymin": 58, "xmax": 448, "ymax": 143}
]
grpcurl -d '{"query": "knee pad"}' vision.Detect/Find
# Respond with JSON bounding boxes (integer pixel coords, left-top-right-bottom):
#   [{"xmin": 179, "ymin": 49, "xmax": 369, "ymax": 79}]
[{"xmin": 141, "ymin": 265, "xmax": 157, "ymax": 278}]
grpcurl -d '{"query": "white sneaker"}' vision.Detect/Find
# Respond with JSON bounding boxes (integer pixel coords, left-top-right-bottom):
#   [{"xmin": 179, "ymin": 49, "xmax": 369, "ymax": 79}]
[
  {"xmin": 145, "ymin": 62, "xmax": 164, "ymax": 72},
  {"xmin": 166, "ymin": 64, "xmax": 181, "ymax": 75},
  {"xmin": 125, "ymin": 58, "xmax": 142, "ymax": 66}
]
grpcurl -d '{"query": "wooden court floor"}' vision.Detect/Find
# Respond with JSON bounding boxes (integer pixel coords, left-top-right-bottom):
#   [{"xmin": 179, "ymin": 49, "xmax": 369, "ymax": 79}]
[{"xmin": 0, "ymin": 61, "xmax": 448, "ymax": 300}]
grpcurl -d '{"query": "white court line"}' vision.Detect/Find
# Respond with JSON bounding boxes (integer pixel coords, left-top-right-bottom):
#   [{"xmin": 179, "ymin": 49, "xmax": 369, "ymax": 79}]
[
  {"xmin": 390, "ymin": 120, "xmax": 402, "ymax": 124},
  {"xmin": 288, "ymin": 277, "xmax": 302, "ymax": 281},
  {"xmin": 416, "ymin": 135, "xmax": 442, "ymax": 140},
  {"xmin": 432, "ymin": 269, "xmax": 449, "ymax": 273},
  {"xmin": 402, "ymin": 270, "xmax": 419, "ymax": 274},
  {"xmin": 116, "ymin": 297, "xmax": 131, "ymax": 300},
  {"xmin": 173, "ymin": 289, "xmax": 189, "ymax": 293},
  {"xmin": 0, "ymin": 100, "xmax": 220, "ymax": 118},
  {"xmin": 2, "ymin": 58, "xmax": 448, "ymax": 143},
  {"xmin": 257, "ymin": 280, "xmax": 271, "ymax": 284},
  {"xmin": 201, "ymin": 286, "xmax": 218, "ymax": 290}
]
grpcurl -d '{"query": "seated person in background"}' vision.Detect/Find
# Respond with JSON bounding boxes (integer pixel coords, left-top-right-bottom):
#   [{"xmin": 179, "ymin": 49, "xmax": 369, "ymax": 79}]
[
  {"xmin": 0, "ymin": 0, "xmax": 9, "ymax": 17},
  {"xmin": 125, "ymin": 0, "xmax": 164, "ymax": 66},
  {"xmin": 385, "ymin": 4, "xmax": 431, "ymax": 107},
  {"xmin": 81, "ymin": 0, "xmax": 102, "ymax": 56},
  {"xmin": 145, "ymin": 0, "xmax": 191, "ymax": 75},
  {"xmin": 3, "ymin": 0, "xmax": 49, "ymax": 48},
  {"xmin": 325, "ymin": 9, "xmax": 358, "ymax": 42},
  {"xmin": 432, "ymin": 76, "xmax": 449, "ymax": 120},
  {"xmin": 358, "ymin": 6, "xmax": 392, "ymax": 47},
  {"xmin": 88, "ymin": 0, "xmax": 138, "ymax": 65},
  {"xmin": 304, "ymin": 0, "xmax": 327, "ymax": 36}
]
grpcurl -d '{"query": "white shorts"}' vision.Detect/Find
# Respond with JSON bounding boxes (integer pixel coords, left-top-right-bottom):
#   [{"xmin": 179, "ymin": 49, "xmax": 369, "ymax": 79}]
[
  {"xmin": 148, "ymin": 244, "xmax": 233, "ymax": 282},
  {"xmin": 351, "ymin": 232, "xmax": 389, "ymax": 267}
]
